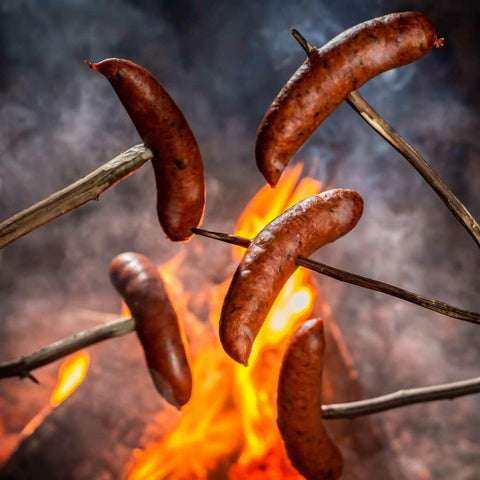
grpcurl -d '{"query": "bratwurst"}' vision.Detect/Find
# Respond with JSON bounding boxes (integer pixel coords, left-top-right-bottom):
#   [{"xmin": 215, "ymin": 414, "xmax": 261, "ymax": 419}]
[
  {"xmin": 219, "ymin": 188, "xmax": 363, "ymax": 365},
  {"xmin": 277, "ymin": 318, "xmax": 343, "ymax": 480},
  {"xmin": 87, "ymin": 58, "xmax": 205, "ymax": 241},
  {"xmin": 256, "ymin": 12, "xmax": 443, "ymax": 186},
  {"xmin": 109, "ymin": 252, "xmax": 192, "ymax": 407}
]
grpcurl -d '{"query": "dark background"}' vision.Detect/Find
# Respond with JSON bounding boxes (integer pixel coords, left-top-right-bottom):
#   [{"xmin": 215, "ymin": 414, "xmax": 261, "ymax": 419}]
[{"xmin": 0, "ymin": 0, "xmax": 479, "ymax": 478}]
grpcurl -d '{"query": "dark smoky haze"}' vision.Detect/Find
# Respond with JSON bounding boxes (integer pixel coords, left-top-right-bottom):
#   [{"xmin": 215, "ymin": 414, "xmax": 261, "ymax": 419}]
[{"xmin": 0, "ymin": 0, "xmax": 479, "ymax": 478}]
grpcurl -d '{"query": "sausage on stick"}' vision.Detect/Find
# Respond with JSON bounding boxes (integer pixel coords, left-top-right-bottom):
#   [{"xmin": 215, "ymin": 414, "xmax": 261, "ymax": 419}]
[
  {"xmin": 277, "ymin": 318, "xmax": 343, "ymax": 480},
  {"xmin": 109, "ymin": 252, "xmax": 192, "ymax": 407},
  {"xmin": 87, "ymin": 58, "xmax": 205, "ymax": 241},
  {"xmin": 219, "ymin": 188, "xmax": 363, "ymax": 365},
  {"xmin": 256, "ymin": 11, "xmax": 443, "ymax": 186}
]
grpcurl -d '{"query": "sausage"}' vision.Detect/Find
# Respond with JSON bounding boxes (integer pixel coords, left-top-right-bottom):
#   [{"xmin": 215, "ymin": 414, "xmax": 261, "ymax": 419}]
[
  {"xmin": 219, "ymin": 188, "xmax": 363, "ymax": 365},
  {"xmin": 109, "ymin": 252, "xmax": 192, "ymax": 407},
  {"xmin": 256, "ymin": 12, "xmax": 443, "ymax": 186},
  {"xmin": 87, "ymin": 58, "xmax": 205, "ymax": 242},
  {"xmin": 277, "ymin": 318, "xmax": 343, "ymax": 480}
]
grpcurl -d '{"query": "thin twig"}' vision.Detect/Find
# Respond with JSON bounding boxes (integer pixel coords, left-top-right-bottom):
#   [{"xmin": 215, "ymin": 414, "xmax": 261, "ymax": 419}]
[
  {"xmin": 0, "ymin": 144, "xmax": 153, "ymax": 249},
  {"xmin": 291, "ymin": 28, "xmax": 315, "ymax": 55},
  {"xmin": 0, "ymin": 317, "xmax": 135, "ymax": 380},
  {"xmin": 345, "ymin": 91, "xmax": 480, "ymax": 247},
  {"xmin": 192, "ymin": 227, "xmax": 480, "ymax": 325},
  {"xmin": 290, "ymin": 29, "xmax": 480, "ymax": 248},
  {"xmin": 322, "ymin": 376, "xmax": 480, "ymax": 419}
]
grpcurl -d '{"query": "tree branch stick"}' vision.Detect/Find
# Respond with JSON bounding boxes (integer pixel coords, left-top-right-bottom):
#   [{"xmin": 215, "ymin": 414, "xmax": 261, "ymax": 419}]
[
  {"xmin": 345, "ymin": 91, "xmax": 480, "ymax": 247},
  {"xmin": 0, "ymin": 316, "xmax": 135, "ymax": 380},
  {"xmin": 0, "ymin": 144, "xmax": 153, "ymax": 249},
  {"xmin": 192, "ymin": 227, "xmax": 480, "ymax": 325},
  {"xmin": 322, "ymin": 376, "xmax": 480, "ymax": 419},
  {"xmin": 290, "ymin": 28, "xmax": 480, "ymax": 247}
]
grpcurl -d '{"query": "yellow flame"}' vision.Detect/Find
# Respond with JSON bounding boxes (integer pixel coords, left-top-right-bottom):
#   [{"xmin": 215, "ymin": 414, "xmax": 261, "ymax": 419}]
[{"xmin": 49, "ymin": 351, "xmax": 90, "ymax": 407}]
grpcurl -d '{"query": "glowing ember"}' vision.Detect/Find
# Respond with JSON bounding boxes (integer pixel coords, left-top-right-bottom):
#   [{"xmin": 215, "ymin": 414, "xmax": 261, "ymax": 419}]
[{"xmin": 126, "ymin": 164, "xmax": 322, "ymax": 479}]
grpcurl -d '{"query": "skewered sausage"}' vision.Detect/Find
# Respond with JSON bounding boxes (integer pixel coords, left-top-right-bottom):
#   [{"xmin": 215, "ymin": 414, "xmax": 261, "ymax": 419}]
[
  {"xmin": 109, "ymin": 252, "xmax": 192, "ymax": 407},
  {"xmin": 256, "ymin": 11, "xmax": 443, "ymax": 186},
  {"xmin": 219, "ymin": 188, "xmax": 363, "ymax": 365},
  {"xmin": 277, "ymin": 318, "xmax": 343, "ymax": 480},
  {"xmin": 87, "ymin": 58, "xmax": 205, "ymax": 241}
]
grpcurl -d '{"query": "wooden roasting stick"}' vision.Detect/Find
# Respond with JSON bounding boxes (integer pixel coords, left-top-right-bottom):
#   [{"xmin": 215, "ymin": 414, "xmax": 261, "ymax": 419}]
[
  {"xmin": 0, "ymin": 317, "xmax": 136, "ymax": 381},
  {"xmin": 0, "ymin": 144, "xmax": 153, "ymax": 249},
  {"xmin": 192, "ymin": 228, "xmax": 480, "ymax": 325},
  {"xmin": 1, "ymin": 314, "xmax": 479, "ymax": 419},
  {"xmin": 291, "ymin": 29, "xmax": 480, "ymax": 248},
  {"xmin": 322, "ymin": 376, "xmax": 480, "ymax": 419},
  {"xmin": 345, "ymin": 92, "xmax": 480, "ymax": 247}
]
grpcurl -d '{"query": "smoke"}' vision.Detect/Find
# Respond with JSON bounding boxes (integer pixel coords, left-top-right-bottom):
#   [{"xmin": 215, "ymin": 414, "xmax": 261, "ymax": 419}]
[{"xmin": 0, "ymin": 0, "xmax": 479, "ymax": 478}]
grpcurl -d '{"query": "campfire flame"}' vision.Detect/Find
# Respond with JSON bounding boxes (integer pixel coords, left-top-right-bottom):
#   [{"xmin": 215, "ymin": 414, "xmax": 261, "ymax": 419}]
[{"xmin": 127, "ymin": 164, "xmax": 322, "ymax": 479}]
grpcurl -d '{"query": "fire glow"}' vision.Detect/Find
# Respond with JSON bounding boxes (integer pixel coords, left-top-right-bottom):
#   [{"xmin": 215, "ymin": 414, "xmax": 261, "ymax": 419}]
[{"xmin": 127, "ymin": 165, "xmax": 322, "ymax": 479}]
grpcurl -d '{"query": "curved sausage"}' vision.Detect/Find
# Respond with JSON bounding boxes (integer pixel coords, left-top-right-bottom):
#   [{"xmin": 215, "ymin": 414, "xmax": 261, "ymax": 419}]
[
  {"xmin": 109, "ymin": 252, "xmax": 192, "ymax": 407},
  {"xmin": 277, "ymin": 318, "xmax": 343, "ymax": 480},
  {"xmin": 219, "ymin": 188, "xmax": 363, "ymax": 365},
  {"xmin": 87, "ymin": 58, "xmax": 205, "ymax": 242},
  {"xmin": 256, "ymin": 11, "xmax": 443, "ymax": 186}
]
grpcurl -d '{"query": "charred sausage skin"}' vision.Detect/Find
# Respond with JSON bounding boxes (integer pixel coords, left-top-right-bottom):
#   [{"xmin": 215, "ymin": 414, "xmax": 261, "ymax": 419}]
[
  {"xmin": 109, "ymin": 252, "xmax": 192, "ymax": 407},
  {"xmin": 88, "ymin": 58, "xmax": 205, "ymax": 241},
  {"xmin": 219, "ymin": 188, "xmax": 363, "ymax": 365},
  {"xmin": 277, "ymin": 318, "xmax": 343, "ymax": 480},
  {"xmin": 256, "ymin": 12, "xmax": 442, "ymax": 186}
]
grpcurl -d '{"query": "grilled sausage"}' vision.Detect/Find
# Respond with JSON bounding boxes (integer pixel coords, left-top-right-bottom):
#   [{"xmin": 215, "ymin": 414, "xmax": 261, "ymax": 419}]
[
  {"xmin": 256, "ymin": 11, "xmax": 443, "ymax": 186},
  {"xmin": 109, "ymin": 252, "xmax": 192, "ymax": 407},
  {"xmin": 87, "ymin": 58, "xmax": 205, "ymax": 241},
  {"xmin": 277, "ymin": 318, "xmax": 343, "ymax": 480},
  {"xmin": 219, "ymin": 188, "xmax": 363, "ymax": 365}
]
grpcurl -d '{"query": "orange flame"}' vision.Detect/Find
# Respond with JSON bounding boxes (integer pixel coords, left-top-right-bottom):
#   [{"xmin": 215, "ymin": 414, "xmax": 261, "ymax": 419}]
[{"xmin": 127, "ymin": 163, "xmax": 321, "ymax": 479}]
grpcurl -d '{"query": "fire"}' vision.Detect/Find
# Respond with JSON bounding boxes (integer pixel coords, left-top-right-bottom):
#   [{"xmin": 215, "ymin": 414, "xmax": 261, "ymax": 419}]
[
  {"xmin": 50, "ymin": 351, "xmax": 90, "ymax": 407},
  {"xmin": 16, "ymin": 351, "xmax": 90, "ymax": 441},
  {"xmin": 126, "ymin": 164, "xmax": 321, "ymax": 479}
]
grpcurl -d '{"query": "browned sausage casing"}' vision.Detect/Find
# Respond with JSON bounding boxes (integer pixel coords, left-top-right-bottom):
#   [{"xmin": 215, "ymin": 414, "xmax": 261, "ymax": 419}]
[
  {"xmin": 87, "ymin": 58, "xmax": 205, "ymax": 242},
  {"xmin": 219, "ymin": 188, "xmax": 363, "ymax": 365},
  {"xmin": 256, "ymin": 12, "xmax": 442, "ymax": 186},
  {"xmin": 109, "ymin": 252, "xmax": 192, "ymax": 407},
  {"xmin": 277, "ymin": 318, "xmax": 343, "ymax": 480}
]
